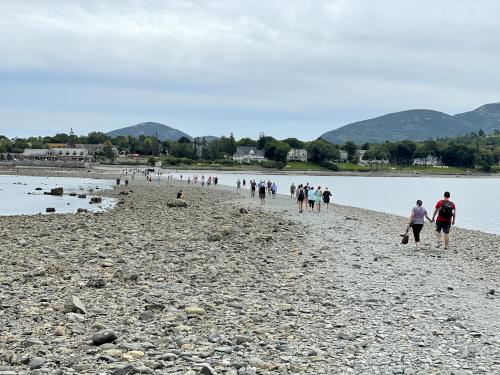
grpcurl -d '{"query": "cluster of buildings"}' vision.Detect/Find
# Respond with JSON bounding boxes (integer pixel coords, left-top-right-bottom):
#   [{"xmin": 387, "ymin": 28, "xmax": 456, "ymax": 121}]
[
  {"xmin": 19, "ymin": 143, "xmax": 118, "ymax": 164},
  {"xmin": 232, "ymin": 147, "xmax": 308, "ymax": 163}
]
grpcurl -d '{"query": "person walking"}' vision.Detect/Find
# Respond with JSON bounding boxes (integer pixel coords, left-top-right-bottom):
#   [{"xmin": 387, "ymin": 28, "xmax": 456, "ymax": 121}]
[
  {"xmin": 408, "ymin": 200, "xmax": 433, "ymax": 250},
  {"xmin": 290, "ymin": 183, "xmax": 296, "ymax": 199},
  {"xmin": 307, "ymin": 187, "xmax": 316, "ymax": 212},
  {"xmin": 267, "ymin": 180, "xmax": 272, "ymax": 197},
  {"xmin": 259, "ymin": 181, "xmax": 266, "ymax": 205},
  {"xmin": 250, "ymin": 180, "xmax": 256, "ymax": 198},
  {"xmin": 431, "ymin": 191, "xmax": 456, "ymax": 250},
  {"xmin": 315, "ymin": 186, "xmax": 322, "ymax": 213},
  {"xmin": 236, "ymin": 179, "xmax": 241, "ymax": 191},
  {"xmin": 297, "ymin": 186, "xmax": 305, "ymax": 213},
  {"xmin": 271, "ymin": 182, "xmax": 277, "ymax": 199},
  {"xmin": 243, "ymin": 179, "xmax": 246, "ymax": 189},
  {"xmin": 322, "ymin": 187, "xmax": 332, "ymax": 210}
]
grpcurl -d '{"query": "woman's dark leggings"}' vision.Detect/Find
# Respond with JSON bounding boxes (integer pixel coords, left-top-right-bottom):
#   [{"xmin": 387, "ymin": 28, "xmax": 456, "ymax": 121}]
[{"xmin": 412, "ymin": 224, "xmax": 424, "ymax": 242}]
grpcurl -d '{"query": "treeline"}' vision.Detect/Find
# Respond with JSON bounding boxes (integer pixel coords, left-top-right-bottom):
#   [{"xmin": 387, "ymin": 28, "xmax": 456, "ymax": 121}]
[
  {"xmin": 1, "ymin": 130, "xmax": 499, "ymax": 170},
  {"xmin": 361, "ymin": 130, "xmax": 500, "ymax": 170}
]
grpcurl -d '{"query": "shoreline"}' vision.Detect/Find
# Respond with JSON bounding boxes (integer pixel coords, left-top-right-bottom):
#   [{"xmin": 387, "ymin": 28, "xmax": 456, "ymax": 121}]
[
  {"xmin": 0, "ymin": 167, "xmax": 498, "ymax": 374},
  {"xmin": 4, "ymin": 164, "xmax": 499, "ymax": 179},
  {"xmin": 1, "ymin": 166, "xmax": 499, "ymax": 236}
]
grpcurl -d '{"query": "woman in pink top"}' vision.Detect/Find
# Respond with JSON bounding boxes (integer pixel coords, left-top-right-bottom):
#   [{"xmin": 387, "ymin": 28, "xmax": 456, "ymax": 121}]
[{"xmin": 408, "ymin": 200, "xmax": 433, "ymax": 250}]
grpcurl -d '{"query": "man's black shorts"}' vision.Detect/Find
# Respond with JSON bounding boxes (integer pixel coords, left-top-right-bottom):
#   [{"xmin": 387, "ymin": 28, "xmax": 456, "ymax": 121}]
[{"xmin": 436, "ymin": 221, "xmax": 451, "ymax": 234}]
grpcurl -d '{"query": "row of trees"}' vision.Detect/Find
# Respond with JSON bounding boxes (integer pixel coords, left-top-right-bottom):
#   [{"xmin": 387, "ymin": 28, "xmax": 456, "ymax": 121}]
[
  {"xmin": 1, "ymin": 130, "xmax": 499, "ymax": 170},
  {"xmin": 361, "ymin": 131, "xmax": 500, "ymax": 170}
]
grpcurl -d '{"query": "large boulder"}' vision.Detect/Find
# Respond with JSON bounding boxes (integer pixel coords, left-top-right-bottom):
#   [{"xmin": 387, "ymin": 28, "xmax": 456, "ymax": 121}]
[
  {"xmin": 50, "ymin": 187, "xmax": 64, "ymax": 196},
  {"xmin": 46, "ymin": 208, "xmax": 56, "ymax": 213},
  {"xmin": 167, "ymin": 199, "xmax": 187, "ymax": 208}
]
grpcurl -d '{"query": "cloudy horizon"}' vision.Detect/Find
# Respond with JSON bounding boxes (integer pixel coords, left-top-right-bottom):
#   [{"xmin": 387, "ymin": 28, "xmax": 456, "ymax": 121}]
[{"xmin": 1, "ymin": 0, "xmax": 499, "ymax": 140}]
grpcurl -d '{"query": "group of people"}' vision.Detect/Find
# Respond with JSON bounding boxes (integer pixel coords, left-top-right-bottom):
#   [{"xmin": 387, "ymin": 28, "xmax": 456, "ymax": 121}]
[
  {"xmin": 407, "ymin": 191, "xmax": 456, "ymax": 250},
  {"xmin": 290, "ymin": 183, "xmax": 332, "ymax": 213},
  {"xmin": 244, "ymin": 180, "xmax": 278, "ymax": 204}
]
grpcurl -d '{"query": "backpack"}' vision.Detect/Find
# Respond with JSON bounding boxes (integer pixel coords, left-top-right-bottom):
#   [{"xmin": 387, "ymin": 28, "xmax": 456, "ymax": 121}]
[
  {"xmin": 298, "ymin": 190, "xmax": 305, "ymax": 200},
  {"xmin": 439, "ymin": 200, "xmax": 454, "ymax": 219}
]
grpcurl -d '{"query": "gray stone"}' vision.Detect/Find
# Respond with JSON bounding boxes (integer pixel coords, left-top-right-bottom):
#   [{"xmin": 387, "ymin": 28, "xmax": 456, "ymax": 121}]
[
  {"xmin": 64, "ymin": 296, "xmax": 87, "ymax": 314},
  {"xmin": 111, "ymin": 365, "xmax": 136, "ymax": 375},
  {"xmin": 200, "ymin": 364, "xmax": 217, "ymax": 375},
  {"xmin": 29, "ymin": 357, "xmax": 45, "ymax": 370},
  {"xmin": 92, "ymin": 329, "xmax": 118, "ymax": 345}
]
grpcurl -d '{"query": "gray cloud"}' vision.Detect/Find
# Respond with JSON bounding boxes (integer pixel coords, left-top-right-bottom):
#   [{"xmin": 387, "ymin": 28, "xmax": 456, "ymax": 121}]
[{"xmin": 1, "ymin": 0, "xmax": 499, "ymax": 139}]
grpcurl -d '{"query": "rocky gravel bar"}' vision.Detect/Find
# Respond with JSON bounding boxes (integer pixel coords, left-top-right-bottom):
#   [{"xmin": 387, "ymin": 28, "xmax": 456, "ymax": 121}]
[{"xmin": 0, "ymin": 170, "xmax": 499, "ymax": 375}]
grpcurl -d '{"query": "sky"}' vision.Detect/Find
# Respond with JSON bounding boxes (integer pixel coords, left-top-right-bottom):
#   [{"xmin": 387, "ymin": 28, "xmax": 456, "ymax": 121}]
[{"xmin": 1, "ymin": 0, "xmax": 500, "ymax": 140}]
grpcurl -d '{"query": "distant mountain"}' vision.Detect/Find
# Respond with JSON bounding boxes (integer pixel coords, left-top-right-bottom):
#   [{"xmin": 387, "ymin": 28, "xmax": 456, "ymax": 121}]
[
  {"xmin": 107, "ymin": 122, "xmax": 192, "ymax": 141},
  {"xmin": 455, "ymin": 103, "xmax": 500, "ymax": 133},
  {"xmin": 321, "ymin": 110, "xmax": 476, "ymax": 144}
]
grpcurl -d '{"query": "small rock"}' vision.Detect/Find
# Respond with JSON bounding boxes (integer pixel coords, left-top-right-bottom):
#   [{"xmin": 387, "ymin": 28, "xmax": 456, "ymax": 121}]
[
  {"xmin": 54, "ymin": 326, "xmax": 65, "ymax": 336},
  {"xmin": 50, "ymin": 187, "xmax": 63, "ymax": 196},
  {"xmin": 46, "ymin": 207, "xmax": 56, "ymax": 213},
  {"xmin": 200, "ymin": 363, "xmax": 217, "ymax": 375},
  {"xmin": 90, "ymin": 196, "xmax": 103, "ymax": 204},
  {"xmin": 247, "ymin": 357, "xmax": 275, "ymax": 370},
  {"xmin": 111, "ymin": 365, "xmax": 136, "ymax": 375},
  {"xmin": 29, "ymin": 357, "xmax": 45, "ymax": 370},
  {"xmin": 185, "ymin": 306, "xmax": 206, "ymax": 315},
  {"xmin": 64, "ymin": 296, "xmax": 87, "ymax": 314},
  {"xmin": 86, "ymin": 278, "xmax": 106, "ymax": 288},
  {"xmin": 92, "ymin": 329, "xmax": 118, "ymax": 346},
  {"xmin": 487, "ymin": 289, "xmax": 495, "ymax": 295}
]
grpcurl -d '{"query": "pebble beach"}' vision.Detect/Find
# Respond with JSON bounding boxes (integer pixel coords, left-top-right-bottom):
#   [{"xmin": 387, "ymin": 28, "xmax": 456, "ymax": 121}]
[{"xmin": 0, "ymin": 168, "xmax": 499, "ymax": 375}]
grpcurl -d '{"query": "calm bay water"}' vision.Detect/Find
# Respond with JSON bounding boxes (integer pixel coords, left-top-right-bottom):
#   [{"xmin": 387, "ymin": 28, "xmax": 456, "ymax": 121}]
[
  {"xmin": 0, "ymin": 175, "xmax": 115, "ymax": 216},
  {"xmin": 170, "ymin": 170, "xmax": 500, "ymax": 235}
]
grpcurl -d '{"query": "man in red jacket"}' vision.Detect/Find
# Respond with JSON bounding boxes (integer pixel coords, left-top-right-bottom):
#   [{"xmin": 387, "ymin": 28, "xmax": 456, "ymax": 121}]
[{"xmin": 431, "ymin": 191, "xmax": 456, "ymax": 250}]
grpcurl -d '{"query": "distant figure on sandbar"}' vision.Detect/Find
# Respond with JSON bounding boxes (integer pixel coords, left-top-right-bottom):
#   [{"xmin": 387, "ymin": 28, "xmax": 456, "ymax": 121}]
[
  {"xmin": 271, "ymin": 182, "xmax": 277, "ymax": 198},
  {"xmin": 322, "ymin": 187, "xmax": 332, "ymax": 210},
  {"xmin": 315, "ymin": 186, "xmax": 322, "ymax": 213},
  {"xmin": 307, "ymin": 187, "xmax": 315, "ymax": 212},
  {"xmin": 259, "ymin": 181, "xmax": 266, "ymax": 205},
  {"xmin": 297, "ymin": 185, "xmax": 305, "ymax": 213}
]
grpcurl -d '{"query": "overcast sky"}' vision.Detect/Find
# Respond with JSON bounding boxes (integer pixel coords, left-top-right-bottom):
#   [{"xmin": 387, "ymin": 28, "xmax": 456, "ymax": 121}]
[{"xmin": 1, "ymin": 0, "xmax": 499, "ymax": 140}]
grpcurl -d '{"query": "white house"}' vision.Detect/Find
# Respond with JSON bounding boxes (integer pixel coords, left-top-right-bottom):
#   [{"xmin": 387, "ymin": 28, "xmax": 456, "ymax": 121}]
[
  {"xmin": 413, "ymin": 155, "xmax": 442, "ymax": 166},
  {"xmin": 338, "ymin": 151, "xmax": 349, "ymax": 162},
  {"xmin": 288, "ymin": 148, "xmax": 308, "ymax": 162},
  {"xmin": 233, "ymin": 147, "xmax": 266, "ymax": 162}
]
